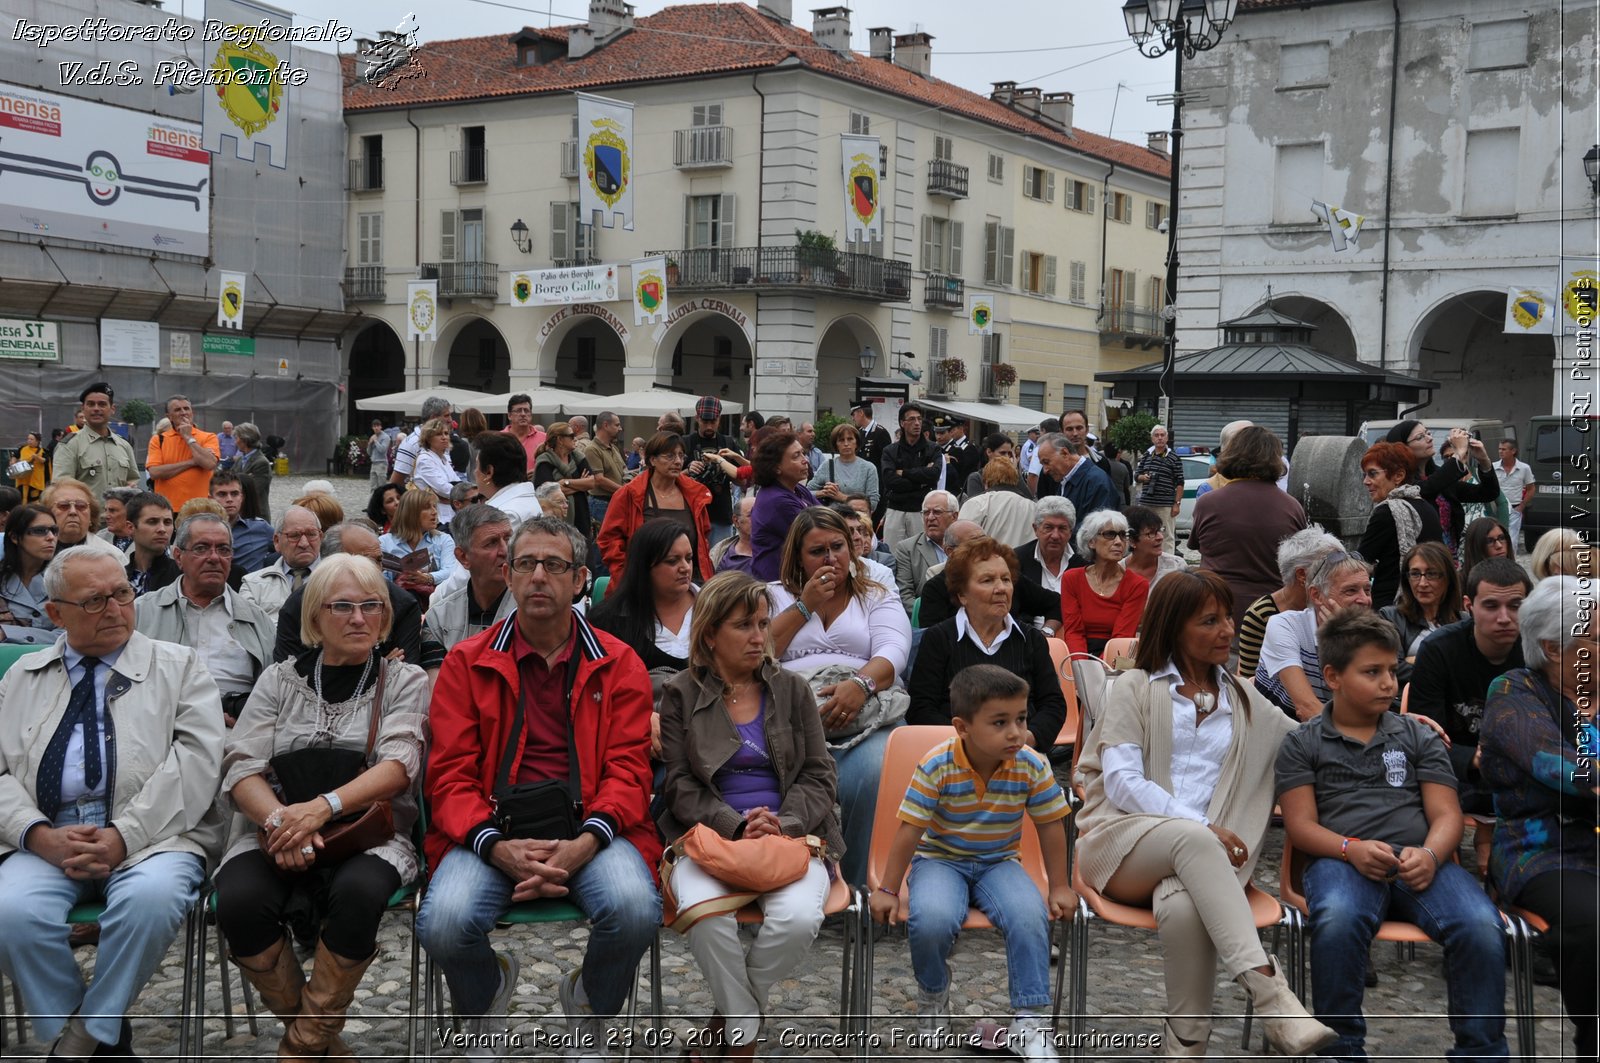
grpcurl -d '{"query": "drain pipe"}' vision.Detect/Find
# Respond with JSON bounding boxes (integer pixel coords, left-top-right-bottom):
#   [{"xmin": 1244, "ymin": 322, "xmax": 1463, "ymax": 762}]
[
  {"xmin": 751, "ymin": 72, "xmax": 767, "ymax": 410},
  {"xmin": 1378, "ymin": 0, "xmax": 1400, "ymax": 367},
  {"xmin": 406, "ymin": 108, "xmax": 422, "ymax": 387}
]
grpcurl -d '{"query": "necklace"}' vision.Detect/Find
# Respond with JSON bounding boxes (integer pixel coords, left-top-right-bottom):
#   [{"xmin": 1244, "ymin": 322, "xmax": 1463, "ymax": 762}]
[
  {"xmin": 1179, "ymin": 671, "xmax": 1219, "ymax": 716},
  {"xmin": 314, "ymin": 649, "xmax": 377, "ymax": 707},
  {"xmin": 725, "ymin": 679, "xmax": 758, "ymax": 707}
]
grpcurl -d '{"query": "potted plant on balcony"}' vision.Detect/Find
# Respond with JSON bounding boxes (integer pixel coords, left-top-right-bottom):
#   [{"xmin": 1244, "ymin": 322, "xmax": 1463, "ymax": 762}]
[
  {"xmin": 937, "ymin": 357, "xmax": 968, "ymax": 386},
  {"xmin": 989, "ymin": 362, "xmax": 1018, "ymax": 388},
  {"xmin": 795, "ymin": 229, "xmax": 838, "ymax": 283},
  {"xmin": 665, "ymin": 256, "xmax": 680, "ymax": 286}
]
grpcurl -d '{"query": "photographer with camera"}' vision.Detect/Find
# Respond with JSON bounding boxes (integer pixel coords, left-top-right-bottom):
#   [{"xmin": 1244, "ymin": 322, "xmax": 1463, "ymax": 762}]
[{"xmin": 680, "ymin": 397, "xmax": 746, "ymax": 546}]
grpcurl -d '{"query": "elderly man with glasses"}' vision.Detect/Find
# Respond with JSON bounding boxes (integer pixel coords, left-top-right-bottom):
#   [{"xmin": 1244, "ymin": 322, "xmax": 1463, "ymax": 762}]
[
  {"xmin": 0, "ymin": 537, "xmax": 223, "ymax": 1061},
  {"xmin": 270, "ymin": 521, "xmax": 423, "ymax": 667},
  {"xmin": 893, "ymin": 489, "xmax": 960, "ymax": 612},
  {"xmin": 136, "ymin": 513, "xmax": 277, "ymax": 727},
  {"xmin": 240, "ymin": 506, "xmax": 323, "ymax": 620}
]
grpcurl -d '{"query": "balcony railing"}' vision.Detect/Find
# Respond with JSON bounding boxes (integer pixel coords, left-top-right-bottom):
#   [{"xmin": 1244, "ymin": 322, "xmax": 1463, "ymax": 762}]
[
  {"xmin": 560, "ymin": 140, "xmax": 579, "ymax": 178},
  {"xmin": 925, "ymin": 361, "xmax": 957, "ymax": 398},
  {"xmin": 655, "ymin": 247, "xmax": 911, "ymax": 302},
  {"xmin": 673, "ymin": 126, "xmax": 733, "ymax": 168},
  {"xmin": 924, "ymin": 273, "xmax": 964, "ymax": 309},
  {"xmin": 343, "ymin": 266, "xmax": 385, "ymax": 302},
  {"xmin": 419, "ymin": 261, "xmax": 498, "ymax": 299},
  {"xmin": 348, "ymin": 157, "xmax": 384, "ymax": 192},
  {"xmin": 979, "ymin": 363, "xmax": 1007, "ymax": 401},
  {"xmin": 450, "ymin": 148, "xmax": 487, "ymax": 186},
  {"xmin": 926, "ymin": 158, "xmax": 969, "ymax": 198},
  {"xmin": 1102, "ymin": 303, "xmax": 1163, "ymax": 339}
]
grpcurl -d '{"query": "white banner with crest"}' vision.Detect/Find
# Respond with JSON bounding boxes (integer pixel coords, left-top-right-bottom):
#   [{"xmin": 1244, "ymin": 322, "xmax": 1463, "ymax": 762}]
[
  {"xmin": 840, "ymin": 134, "xmax": 882, "ymax": 243},
  {"xmin": 578, "ymin": 93, "xmax": 634, "ymax": 230}
]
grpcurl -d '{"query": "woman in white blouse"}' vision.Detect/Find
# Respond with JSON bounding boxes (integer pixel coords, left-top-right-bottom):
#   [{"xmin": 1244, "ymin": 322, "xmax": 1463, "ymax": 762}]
[
  {"xmin": 410, "ymin": 417, "xmax": 461, "ymax": 525},
  {"xmin": 1073, "ymin": 571, "xmax": 1334, "ymax": 1057},
  {"xmin": 767, "ymin": 506, "xmax": 911, "ymax": 885}
]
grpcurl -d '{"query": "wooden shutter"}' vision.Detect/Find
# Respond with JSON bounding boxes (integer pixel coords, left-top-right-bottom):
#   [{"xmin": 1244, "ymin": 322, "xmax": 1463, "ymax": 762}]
[
  {"xmin": 718, "ymin": 194, "xmax": 736, "ymax": 247},
  {"xmin": 683, "ymin": 194, "xmax": 694, "ymax": 250},
  {"xmin": 550, "ymin": 201, "xmax": 569, "ymax": 262},
  {"xmin": 949, "ymin": 221, "xmax": 963, "ymax": 276},
  {"xmin": 984, "ymin": 221, "xmax": 999, "ymax": 283},
  {"xmin": 1000, "ymin": 226, "xmax": 1015, "ymax": 286},
  {"xmin": 929, "ymin": 325, "xmax": 948, "ymax": 361},
  {"xmin": 1044, "ymin": 255, "xmax": 1058, "ymax": 296},
  {"xmin": 1085, "ymin": 186, "xmax": 1095, "ymax": 215},
  {"xmin": 1045, "ymin": 171, "xmax": 1055, "ymax": 203},
  {"xmin": 439, "ymin": 210, "xmax": 457, "ymax": 262},
  {"xmin": 921, "ymin": 216, "xmax": 935, "ymax": 271},
  {"xmin": 1070, "ymin": 260, "xmax": 1085, "ymax": 302}
]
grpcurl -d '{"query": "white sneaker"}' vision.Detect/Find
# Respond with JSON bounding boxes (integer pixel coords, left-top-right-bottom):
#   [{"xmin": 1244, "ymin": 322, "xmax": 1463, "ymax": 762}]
[
  {"xmin": 1007, "ymin": 1013, "xmax": 1059, "ymax": 1063},
  {"xmin": 465, "ymin": 950, "xmax": 520, "ymax": 1060},
  {"xmin": 558, "ymin": 966, "xmax": 609, "ymax": 1060}
]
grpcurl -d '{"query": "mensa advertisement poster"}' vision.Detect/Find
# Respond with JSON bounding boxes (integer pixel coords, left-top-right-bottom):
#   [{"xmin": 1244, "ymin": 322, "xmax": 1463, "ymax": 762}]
[{"xmin": 0, "ymin": 82, "xmax": 210, "ymax": 254}]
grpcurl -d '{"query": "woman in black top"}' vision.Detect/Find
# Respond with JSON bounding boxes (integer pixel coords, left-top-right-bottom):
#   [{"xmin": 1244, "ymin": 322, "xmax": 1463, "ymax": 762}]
[
  {"xmin": 1384, "ymin": 419, "xmax": 1500, "ymax": 555},
  {"xmin": 1358, "ymin": 441, "xmax": 1443, "ymax": 609},
  {"xmin": 588, "ymin": 518, "xmax": 697, "ymax": 674},
  {"xmin": 906, "ymin": 537, "xmax": 1067, "ymax": 751}
]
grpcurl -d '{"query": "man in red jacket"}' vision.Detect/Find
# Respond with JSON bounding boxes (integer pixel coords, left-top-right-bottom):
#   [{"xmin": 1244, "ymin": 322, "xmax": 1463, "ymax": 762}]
[{"xmin": 417, "ymin": 516, "xmax": 660, "ymax": 1057}]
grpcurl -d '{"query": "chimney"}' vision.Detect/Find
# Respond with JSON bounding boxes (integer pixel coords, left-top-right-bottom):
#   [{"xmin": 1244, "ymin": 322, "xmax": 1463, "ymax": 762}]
[
  {"xmin": 569, "ymin": 0, "xmax": 633, "ymax": 58},
  {"xmin": 892, "ymin": 31, "xmax": 932, "ymax": 77},
  {"xmin": 1041, "ymin": 90, "xmax": 1074, "ymax": 131},
  {"xmin": 757, "ymin": 0, "xmax": 792, "ymax": 23},
  {"xmin": 811, "ymin": 6, "xmax": 852, "ymax": 56},
  {"xmin": 1147, "ymin": 130, "xmax": 1169, "ymax": 155},
  {"xmin": 868, "ymin": 26, "xmax": 893, "ymax": 61},
  {"xmin": 990, "ymin": 80, "xmax": 1017, "ymax": 107},
  {"xmin": 1013, "ymin": 86, "xmax": 1042, "ymax": 115}
]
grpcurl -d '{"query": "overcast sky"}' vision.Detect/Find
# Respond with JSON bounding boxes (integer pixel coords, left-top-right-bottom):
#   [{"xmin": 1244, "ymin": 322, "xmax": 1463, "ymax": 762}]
[{"xmin": 286, "ymin": 0, "xmax": 1176, "ymax": 144}]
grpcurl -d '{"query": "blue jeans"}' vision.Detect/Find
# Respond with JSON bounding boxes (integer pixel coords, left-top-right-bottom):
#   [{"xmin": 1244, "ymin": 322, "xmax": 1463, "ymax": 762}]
[
  {"xmin": 417, "ymin": 842, "xmax": 660, "ymax": 1017},
  {"xmin": 907, "ymin": 856, "xmax": 1052, "ymax": 1011},
  {"xmin": 831, "ymin": 724, "xmax": 898, "ymax": 886},
  {"xmin": 1304, "ymin": 857, "xmax": 1508, "ymax": 1060},
  {"xmin": 0, "ymin": 798, "xmax": 203, "ymax": 1045},
  {"xmin": 588, "ymin": 496, "xmax": 612, "ymax": 530}
]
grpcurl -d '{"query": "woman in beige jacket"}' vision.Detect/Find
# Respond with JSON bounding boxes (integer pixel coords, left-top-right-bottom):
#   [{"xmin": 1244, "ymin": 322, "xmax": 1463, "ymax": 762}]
[
  {"xmin": 657, "ymin": 570, "xmax": 841, "ymax": 1060},
  {"xmin": 1074, "ymin": 570, "xmax": 1335, "ymax": 1057}
]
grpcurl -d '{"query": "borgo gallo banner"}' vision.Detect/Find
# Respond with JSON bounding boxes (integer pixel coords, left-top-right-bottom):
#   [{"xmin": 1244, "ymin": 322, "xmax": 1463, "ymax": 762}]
[{"xmin": 509, "ymin": 264, "xmax": 619, "ymax": 308}]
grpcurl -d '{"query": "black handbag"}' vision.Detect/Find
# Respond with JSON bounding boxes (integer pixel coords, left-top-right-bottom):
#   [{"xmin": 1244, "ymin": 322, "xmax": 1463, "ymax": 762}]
[{"xmin": 491, "ymin": 649, "xmax": 584, "ymax": 839}]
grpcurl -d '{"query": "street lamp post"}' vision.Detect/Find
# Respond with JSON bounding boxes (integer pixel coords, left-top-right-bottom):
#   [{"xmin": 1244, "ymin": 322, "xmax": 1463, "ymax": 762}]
[{"xmin": 1124, "ymin": 0, "xmax": 1238, "ymax": 439}]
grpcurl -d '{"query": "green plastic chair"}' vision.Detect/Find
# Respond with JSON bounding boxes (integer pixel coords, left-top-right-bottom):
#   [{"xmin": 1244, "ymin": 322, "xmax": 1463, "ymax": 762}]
[
  {"xmin": 0, "ymin": 643, "xmax": 47, "ymax": 678},
  {"xmin": 910, "ymin": 597, "xmax": 922, "ymax": 629},
  {"xmin": 590, "ymin": 575, "xmax": 610, "ymax": 608}
]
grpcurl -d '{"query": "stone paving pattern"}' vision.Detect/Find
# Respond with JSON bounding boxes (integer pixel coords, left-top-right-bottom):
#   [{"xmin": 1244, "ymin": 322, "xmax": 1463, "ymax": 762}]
[{"xmin": 0, "ymin": 477, "xmax": 1569, "ymax": 1060}]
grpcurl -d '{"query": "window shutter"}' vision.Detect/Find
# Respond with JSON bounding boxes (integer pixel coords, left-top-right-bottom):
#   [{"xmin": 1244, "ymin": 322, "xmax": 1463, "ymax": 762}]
[
  {"xmin": 1070, "ymin": 260, "xmax": 1085, "ymax": 302},
  {"xmin": 1146, "ymin": 200, "xmax": 1157, "ymax": 228},
  {"xmin": 1044, "ymin": 255, "xmax": 1058, "ymax": 296},
  {"xmin": 984, "ymin": 221, "xmax": 999, "ymax": 284},
  {"xmin": 575, "ymin": 205, "xmax": 592, "ymax": 259},
  {"xmin": 1045, "ymin": 171, "xmax": 1055, "ymax": 203},
  {"xmin": 949, "ymin": 221, "xmax": 963, "ymax": 276},
  {"xmin": 718, "ymin": 194, "xmax": 736, "ymax": 247},
  {"xmin": 930, "ymin": 325, "xmax": 948, "ymax": 362},
  {"xmin": 1085, "ymin": 186, "xmax": 1095, "ymax": 215},
  {"xmin": 439, "ymin": 210, "xmax": 457, "ymax": 262},
  {"xmin": 683, "ymin": 194, "xmax": 694, "ymax": 251},
  {"xmin": 1019, "ymin": 254, "xmax": 1033, "ymax": 291},
  {"xmin": 879, "ymin": 143, "xmax": 888, "ymax": 179},
  {"xmin": 1000, "ymin": 227, "xmax": 1015, "ymax": 286},
  {"xmin": 550, "ymin": 201, "xmax": 569, "ymax": 262},
  {"xmin": 921, "ymin": 216, "xmax": 934, "ymax": 271}
]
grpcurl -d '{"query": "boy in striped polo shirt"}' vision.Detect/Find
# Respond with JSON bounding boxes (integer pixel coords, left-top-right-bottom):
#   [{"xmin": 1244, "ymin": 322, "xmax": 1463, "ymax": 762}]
[{"xmin": 870, "ymin": 665, "xmax": 1074, "ymax": 1061}]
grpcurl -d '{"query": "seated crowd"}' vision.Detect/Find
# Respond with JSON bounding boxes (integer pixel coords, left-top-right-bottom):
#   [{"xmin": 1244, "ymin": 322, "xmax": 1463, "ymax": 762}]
[{"xmin": 0, "ymin": 396, "xmax": 1592, "ymax": 1063}]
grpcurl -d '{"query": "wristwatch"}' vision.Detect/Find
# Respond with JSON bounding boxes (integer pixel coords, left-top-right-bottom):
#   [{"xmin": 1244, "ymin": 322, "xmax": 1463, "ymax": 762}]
[
  {"xmin": 320, "ymin": 791, "xmax": 344, "ymax": 817},
  {"xmin": 852, "ymin": 671, "xmax": 878, "ymax": 695}
]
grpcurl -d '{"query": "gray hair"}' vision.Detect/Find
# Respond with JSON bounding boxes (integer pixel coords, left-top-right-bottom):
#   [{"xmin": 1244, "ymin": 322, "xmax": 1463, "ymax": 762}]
[
  {"xmin": 1077, "ymin": 508, "xmax": 1129, "ymax": 558},
  {"xmin": 449, "ymin": 503, "xmax": 512, "ymax": 551},
  {"xmin": 322, "ymin": 519, "xmax": 379, "ymax": 558},
  {"xmin": 1308, "ymin": 550, "xmax": 1372, "ymax": 595},
  {"xmin": 234, "ymin": 422, "xmax": 261, "ymax": 448},
  {"xmin": 103, "ymin": 486, "xmax": 140, "ymax": 507},
  {"xmin": 42, "ymin": 537, "xmax": 126, "ymax": 599},
  {"xmin": 449, "ymin": 481, "xmax": 476, "ymax": 506},
  {"xmin": 1519, "ymin": 576, "xmax": 1593, "ymax": 670},
  {"xmin": 1033, "ymin": 495, "xmax": 1077, "ymax": 528},
  {"xmin": 596, "ymin": 410, "xmax": 619, "ymax": 429},
  {"xmin": 420, "ymin": 396, "xmax": 451, "ymax": 422},
  {"xmin": 1150, "ymin": 423, "xmax": 1167, "ymax": 437},
  {"xmin": 511, "ymin": 515, "xmax": 588, "ymax": 568},
  {"xmin": 1276, "ymin": 524, "xmax": 1345, "ymax": 585},
  {"xmin": 1220, "ymin": 419, "xmax": 1253, "ymax": 449},
  {"xmin": 923, "ymin": 490, "xmax": 959, "ymax": 514},
  {"xmin": 534, "ymin": 481, "xmax": 565, "ymax": 503},
  {"xmin": 1037, "ymin": 432, "xmax": 1071, "ymax": 454},
  {"xmin": 273, "ymin": 504, "xmax": 316, "ymax": 535},
  {"xmin": 165, "ymin": 394, "xmax": 191, "ymax": 413},
  {"xmin": 174, "ymin": 512, "xmax": 228, "ymax": 549}
]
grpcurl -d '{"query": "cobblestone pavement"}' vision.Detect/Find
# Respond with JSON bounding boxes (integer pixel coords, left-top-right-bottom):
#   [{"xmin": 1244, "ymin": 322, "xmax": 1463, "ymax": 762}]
[{"xmin": 1, "ymin": 478, "xmax": 1567, "ymax": 1060}]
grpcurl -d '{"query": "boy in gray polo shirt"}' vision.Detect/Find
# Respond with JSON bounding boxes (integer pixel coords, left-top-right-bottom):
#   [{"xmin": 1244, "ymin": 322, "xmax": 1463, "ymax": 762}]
[{"xmin": 1275, "ymin": 609, "xmax": 1508, "ymax": 1061}]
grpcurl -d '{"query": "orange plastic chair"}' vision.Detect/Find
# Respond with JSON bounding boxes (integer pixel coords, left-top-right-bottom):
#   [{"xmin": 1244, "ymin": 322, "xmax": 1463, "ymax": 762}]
[
  {"xmin": 1101, "ymin": 637, "xmax": 1138, "ymax": 668},
  {"xmin": 860, "ymin": 726, "xmax": 1070, "ymax": 1026},
  {"xmin": 1045, "ymin": 638, "xmax": 1081, "ymax": 749},
  {"xmin": 1399, "ymin": 682, "xmax": 1410, "ymax": 714}
]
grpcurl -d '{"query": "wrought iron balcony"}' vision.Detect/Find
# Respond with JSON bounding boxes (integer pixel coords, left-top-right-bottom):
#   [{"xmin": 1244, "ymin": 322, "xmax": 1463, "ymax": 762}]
[
  {"xmin": 924, "ymin": 273, "xmax": 964, "ymax": 309},
  {"xmin": 348, "ymin": 157, "xmax": 384, "ymax": 192},
  {"xmin": 1101, "ymin": 303, "xmax": 1164, "ymax": 342},
  {"xmin": 450, "ymin": 148, "xmax": 487, "ymax": 186},
  {"xmin": 925, "ymin": 360, "xmax": 959, "ymax": 398},
  {"xmin": 979, "ymin": 363, "xmax": 1007, "ymax": 401},
  {"xmin": 343, "ymin": 266, "xmax": 386, "ymax": 302},
  {"xmin": 673, "ymin": 126, "xmax": 733, "ymax": 168},
  {"xmin": 655, "ymin": 247, "xmax": 911, "ymax": 302},
  {"xmin": 419, "ymin": 261, "xmax": 498, "ymax": 299},
  {"xmin": 926, "ymin": 159, "xmax": 969, "ymax": 198},
  {"xmin": 560, "ymin": 140, "xmax": 579, "ymax": 178}
]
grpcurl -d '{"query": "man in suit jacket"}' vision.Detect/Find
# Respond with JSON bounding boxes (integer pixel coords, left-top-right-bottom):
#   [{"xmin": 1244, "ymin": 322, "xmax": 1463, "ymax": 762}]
[
  {"xmin": 271, "ymin": 521, "xmax": 423, "ymax": 665},
  {"xmin": 916, "ymin": 521, "xmax": 1062, "ymax": 635},
  {"xmin": 1015, "ymin": 495, "xmax": 1087, "ymax": 594},
  {"xmin": 892, "ymin": 490, "xmax": 958, "ymax": 611}
]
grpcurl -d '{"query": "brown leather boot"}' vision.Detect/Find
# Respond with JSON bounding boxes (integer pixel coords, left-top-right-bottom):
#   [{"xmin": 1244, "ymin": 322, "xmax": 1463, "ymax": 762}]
[
  {"xmin": 232, "ymin": 937, "xmax": 305, "ymax": 1025},
  {"xmin": 279, "ymin": 941, "xmax": 374, "ymax": 1062}
]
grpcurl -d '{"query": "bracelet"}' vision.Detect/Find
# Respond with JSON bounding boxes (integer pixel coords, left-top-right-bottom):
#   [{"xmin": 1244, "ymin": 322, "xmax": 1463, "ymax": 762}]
[
  {"xmin": 321, "ymin": 791, "xmax": 343, "ymax": 818},
  {"xmin": 792, "ymin": 600, "xmax": 813, "ymax": 622},
  {"xmin": 264, "ymin": 807, "xmax": 286, "ymax": 831},
  {"xmin": 848, "ymin": 675, "xmax": 873, "ymax": 699},
  {"xmin": 853, "ymin": 671, "xmax": 879, "ymax": 696},
  {"xmin": 1341, "ymin": 837, "xmax": 1356, "ymax": 861},
  {"xmin": 877, "ymin": 886, "xmax": 899, "ymax": 898},
  {"xmin": 1420, "ymin": 845, "xmax": 1440, "ymax": 868}
]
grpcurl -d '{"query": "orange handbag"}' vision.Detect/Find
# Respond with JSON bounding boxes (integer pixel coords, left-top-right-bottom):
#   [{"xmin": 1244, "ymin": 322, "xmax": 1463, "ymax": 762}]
[{"xmin": 658, "ymin": 823, "xmax": 823, "ymax": 933}]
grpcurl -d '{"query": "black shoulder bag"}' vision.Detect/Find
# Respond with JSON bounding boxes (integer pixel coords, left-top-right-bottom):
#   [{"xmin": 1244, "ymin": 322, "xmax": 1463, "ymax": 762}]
[{"xmin": 491, "ymin": 649, "xmax": 584, "ymax": 839}]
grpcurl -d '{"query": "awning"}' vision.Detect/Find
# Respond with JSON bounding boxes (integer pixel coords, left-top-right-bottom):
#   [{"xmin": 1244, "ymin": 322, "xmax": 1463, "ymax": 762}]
[
  {"xmin": 568, "ymin": 388, "xmax": 745, "ymax": 419},
  {"xmin": 916, "ymin": 398, "xmax": 1047, "ymax": 431},
  {"xmin": 355, "ymin": 386, "xmax": 504, "ymax": 417},
  {"xmin": 483, "ymin": 387, "xmax": 600, "ymax": 415}
]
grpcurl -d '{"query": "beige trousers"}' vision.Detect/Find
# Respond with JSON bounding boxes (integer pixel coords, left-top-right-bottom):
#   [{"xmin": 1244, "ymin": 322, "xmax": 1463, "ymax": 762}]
[
  {"xmin": 1104, "ymin": 818, "xmax": 1269, "ymax": 1044},
  {"xmin": 880, "ymin": 509, "xmax": 921, "ymax": 555}
]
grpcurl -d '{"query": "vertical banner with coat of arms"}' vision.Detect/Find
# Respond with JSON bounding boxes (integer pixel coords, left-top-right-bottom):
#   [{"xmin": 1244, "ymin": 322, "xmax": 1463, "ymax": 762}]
[
  {"xmin": 407, "ymin": 281, "xmax": 438, "ymax": 341},
  {"xmin": 577, "ymin": 93, "xmax": 634, "ymax": 230},
  {"xmin": 202, "ymin": 0, "xmax": 292, "ymax": 168},
  {"xmin": 217, "ymin": 271, "xmax": 247, "ymax": 329},
  {"xmin": 840, "ymin": 134, "xmax": 882, "ymax": 243},
  {"xmin": 1560, "ymin": 258, "xmax": 1598, "ymax": 332},
  {"xmin": 1503, "ymin": 287, "xmax": 1554, "ymax": 335},
  {"xmin": 632, "ymin": 257, "xmax": 669, "ymax": 326},
  {"xmin": 509, "ymin": 271, "xmax": 536, "ymax": 308},
  {"xmin": 967, "ymin": 293, "xmax": 994, "ymax": 336}
]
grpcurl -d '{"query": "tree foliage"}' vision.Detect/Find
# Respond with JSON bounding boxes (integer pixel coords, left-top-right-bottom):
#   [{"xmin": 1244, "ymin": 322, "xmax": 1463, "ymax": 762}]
[{"xmin": 1106, "ymin": 411, "xmax": 1159, "ymax": 457}]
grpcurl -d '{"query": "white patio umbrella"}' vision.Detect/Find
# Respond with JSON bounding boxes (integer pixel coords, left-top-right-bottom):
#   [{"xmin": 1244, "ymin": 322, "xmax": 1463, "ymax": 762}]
[
  {"xmin": 570, "ymin": 388, "xmax": 744, "ymax": 419},
  {"xmin": 482, "ymin": 387, "xmax": 599, "ymax": 416},
  {"xmin": 354, "ymin": 386, "xmax": 503, "ymax": 417}
]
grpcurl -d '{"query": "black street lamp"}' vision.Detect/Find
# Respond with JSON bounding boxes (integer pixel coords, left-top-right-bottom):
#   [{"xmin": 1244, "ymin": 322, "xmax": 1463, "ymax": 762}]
[
  {"xmin": 1585, "ymin": 144, "xmax": 1600, "ymax": 197},
  {"xmin": 1124, "ymin": 0, "xmax": 1237, "ymax": 436}
]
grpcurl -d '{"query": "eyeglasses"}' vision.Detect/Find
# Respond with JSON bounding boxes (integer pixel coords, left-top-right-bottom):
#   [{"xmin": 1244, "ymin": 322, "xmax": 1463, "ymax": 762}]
[
  {"xmin": 1360, "ymin": 468, "xmax": 1388, "ymax": 480},
  {"xmin": 23, "ymin": 525, "xmax": 59, "ymax": 538},
  {"xmin": 1485, "ymin": 534, "xmax": 1508, "ymax": 544},
  {"xmin": 1098, "ymin": 529, "xmax": 1130, "ymax": 540},
  {"xmin": 182, "ymin": 542, "xmax": 234, "ymax": 558},
  {"xmin": 1407, "ymin": 431, "xmax": 1431, "ymax": 444},
  {"xmin": 52, "ymin": 585, "xmax": 136, "ymax": 614},
  {"xmin": 921, "ymin": 508, "xmax": 955, "ymax": 517},
  {"xmin": 52, "ymin": 501, "xmax": 91, "ymax": 512},
  {"xmin": 509, "ymin": 555, "xmax": 576, "ymax": 575},
  {"xmin": 325, "ymin": 600, "xmax": 386, "ymax": 616},
  {"xmin": 281, "ymin": 529, "xmax": 319, "ymax": 542},
  {"xmin": 1407, "ymin": 569, "xmax": 1446, "ymax": 582}
]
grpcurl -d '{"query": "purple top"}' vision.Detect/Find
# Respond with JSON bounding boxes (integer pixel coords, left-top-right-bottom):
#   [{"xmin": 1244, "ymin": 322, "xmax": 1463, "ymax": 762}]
[
  {"xmin": 716, "ymin": 546, "xmax": 757, "ymax": 575},
  {"xmin": 749, "ymin": 482, "xmax": 819, "ymax": 581},
  {"xmin": 713, "ymin": 701, "xmax": 783, "ymax": 816}
]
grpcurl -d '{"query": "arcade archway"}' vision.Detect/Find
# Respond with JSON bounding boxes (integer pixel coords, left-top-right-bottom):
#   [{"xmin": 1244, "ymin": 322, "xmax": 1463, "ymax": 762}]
[
  {"xmin": 1253, "ymin": 295, "xmax": 1359, "ymax": 362},
  {"xmin": 538, "ymin": 310, "xmax": 627, "ymax": 394},
  {"xmin": 345, "ymin": 320, "xmax": 405, "ymax": 430},
  {"xmin": 815, "ymin": 315, "xmax": 884, "ymax": 418},
  {"xmin": 1409, "ymin": 290, "xmax": 1551, "ymax": 431},
  {"xmin": 442, "ymin": 316, "xmax": 511, "ymax": 393},
  {"xmin": 654, "ymin": 307, "xmax": 754, "ymax": 407}
]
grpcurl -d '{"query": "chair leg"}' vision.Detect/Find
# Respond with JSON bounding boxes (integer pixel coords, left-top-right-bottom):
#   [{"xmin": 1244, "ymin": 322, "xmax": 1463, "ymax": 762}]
[
  {"xmin": 407, "ymin": 901, "xmax": 421, "ymax": 1063},
  {"xmin": 177, "ymin": 902, "xmax": 197, "ymax": 1062},
  {"xmin": 0, "ymin": 971, "xmax": 8, "ymax": 1050}
]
